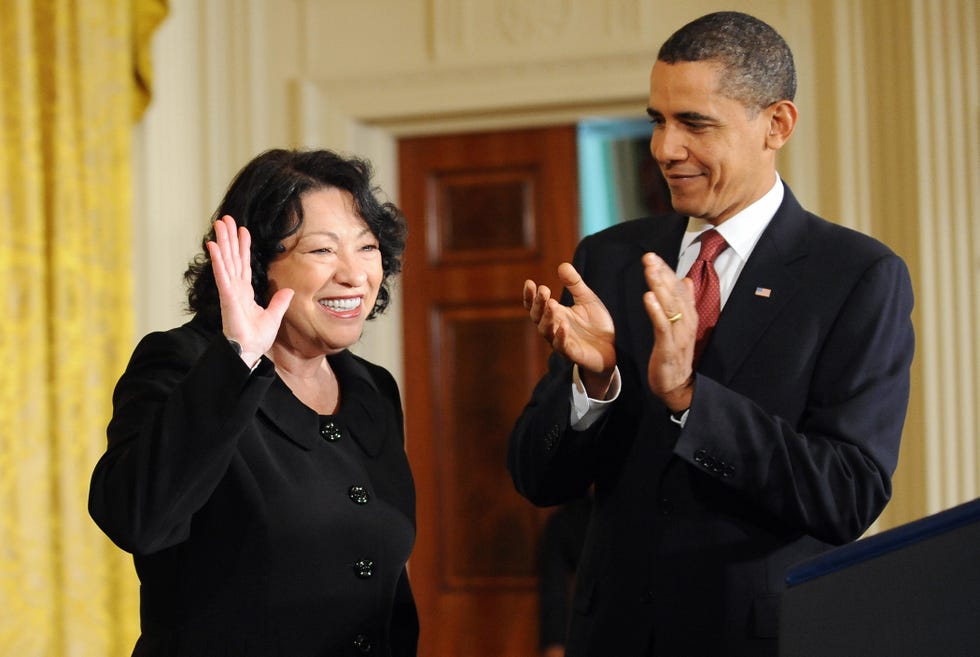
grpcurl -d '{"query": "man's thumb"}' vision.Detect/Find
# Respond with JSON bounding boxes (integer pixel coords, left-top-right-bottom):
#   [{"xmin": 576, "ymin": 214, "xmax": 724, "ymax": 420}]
[{"xmin": 557, "ymin": 262, "xmax": 596, "ymax": 303}]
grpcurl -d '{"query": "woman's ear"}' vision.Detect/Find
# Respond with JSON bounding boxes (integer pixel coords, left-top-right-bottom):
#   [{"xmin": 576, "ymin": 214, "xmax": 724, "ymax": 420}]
[{"xmin": 765, "ymin": 99, "xmax": 798, "ymax": 150}]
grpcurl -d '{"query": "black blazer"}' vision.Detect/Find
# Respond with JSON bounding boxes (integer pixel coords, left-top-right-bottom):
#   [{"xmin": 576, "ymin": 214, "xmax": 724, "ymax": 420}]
[
  {"xmin": 508, "ymin": 187, "xmax": 914, "ymax": 656},
  {"xmin": 89, "ymin": 316, "xmax": 418, "ymax": 657}
]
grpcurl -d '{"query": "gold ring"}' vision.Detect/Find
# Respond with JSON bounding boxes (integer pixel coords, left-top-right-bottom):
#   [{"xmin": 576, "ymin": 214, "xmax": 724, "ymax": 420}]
[{"xmin": 667, "ymin": 312, "xmax": 683, "ymax": 323}]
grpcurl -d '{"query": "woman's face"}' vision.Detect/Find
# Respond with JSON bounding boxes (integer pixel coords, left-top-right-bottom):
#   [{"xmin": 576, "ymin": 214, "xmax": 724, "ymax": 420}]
[{"xmin": 266, "ymin": 187, "xmax": 382, "ymax": 356}]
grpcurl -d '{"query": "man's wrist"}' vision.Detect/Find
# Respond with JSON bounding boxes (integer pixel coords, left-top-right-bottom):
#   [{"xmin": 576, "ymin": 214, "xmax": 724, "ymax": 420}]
[
  {"xmin": 662, "ymin": 376, "xmax": 694, "ymax": 413},
  {"xmin": 580, "ymin": 367, "xmax": 616, "ymax": 400}
]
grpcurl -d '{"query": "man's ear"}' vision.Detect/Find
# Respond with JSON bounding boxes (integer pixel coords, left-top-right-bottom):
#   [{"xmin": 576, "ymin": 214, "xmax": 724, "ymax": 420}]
[{"xmin": 765, "ymin": 100, "xmax": 798, "ymax": 150}]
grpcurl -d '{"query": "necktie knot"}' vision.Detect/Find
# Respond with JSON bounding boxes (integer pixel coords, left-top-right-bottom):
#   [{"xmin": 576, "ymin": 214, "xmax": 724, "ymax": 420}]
[{"xmin": 697, "ymin": 229, "xmax": 728, "ymax": 263}]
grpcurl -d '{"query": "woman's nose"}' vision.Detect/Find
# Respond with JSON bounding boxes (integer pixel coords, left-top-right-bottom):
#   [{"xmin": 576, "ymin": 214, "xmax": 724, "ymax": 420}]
[{"xmin": 335, "ymin": 252, "xmax": 368, "ymax": 286}]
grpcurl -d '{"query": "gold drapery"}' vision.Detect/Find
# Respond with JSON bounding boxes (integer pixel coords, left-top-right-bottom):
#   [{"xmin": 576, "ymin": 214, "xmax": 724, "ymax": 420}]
[{"xmin": 0, "ymin": 1, "xmax": 167, "ymax": 655}]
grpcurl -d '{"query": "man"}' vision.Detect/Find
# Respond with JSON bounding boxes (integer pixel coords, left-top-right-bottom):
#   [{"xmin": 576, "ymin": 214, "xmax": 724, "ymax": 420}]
[{"xmin": 508, "ymin": 11, "xmax": 914, "ymax": 657}]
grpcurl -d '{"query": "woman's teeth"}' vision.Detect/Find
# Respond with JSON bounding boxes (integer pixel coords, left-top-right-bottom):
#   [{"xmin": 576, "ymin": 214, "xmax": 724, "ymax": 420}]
[{"xmin": 320, "ymin": 297, "xmax": 362, "ymax": 311}]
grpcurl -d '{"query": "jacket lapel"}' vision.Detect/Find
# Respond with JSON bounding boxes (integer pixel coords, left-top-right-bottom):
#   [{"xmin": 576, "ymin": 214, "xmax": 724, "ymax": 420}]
[
  {"xmin": 698, "ymin": 188, "xmax": 810, "ymax": 383},
  {"xmin": 328, "ymin": 351, "xmax": 392, "ymax": 457},
  {"xmin": 259, "ymin": 377, "xmax": 319, "ymax": 450},
  {"xmin": 256, "ymin": 350, "xmax": 392, "ymax": 457}
]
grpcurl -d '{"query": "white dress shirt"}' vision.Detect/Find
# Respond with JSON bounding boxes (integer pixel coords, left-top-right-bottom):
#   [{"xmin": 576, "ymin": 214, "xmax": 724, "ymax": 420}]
[{"xmin": 570, "ymin": 175, "xmax": 785, "ymax": 430}]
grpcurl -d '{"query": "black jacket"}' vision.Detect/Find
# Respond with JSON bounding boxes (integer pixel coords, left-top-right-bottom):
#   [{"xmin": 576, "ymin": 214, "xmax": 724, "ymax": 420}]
[{"xmin": 90, "ymin": 315, "xmax": 418, "ymax": 657}]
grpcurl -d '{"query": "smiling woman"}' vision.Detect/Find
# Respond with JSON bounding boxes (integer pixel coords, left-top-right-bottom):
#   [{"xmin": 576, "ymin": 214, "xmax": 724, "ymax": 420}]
[
  {"xmin": 88, "ymin": 149, "xmax": 418, "ymax": 657},
  {"xmin": 265, "ymin": 187, "xmax": 384, "ymax": 367}
]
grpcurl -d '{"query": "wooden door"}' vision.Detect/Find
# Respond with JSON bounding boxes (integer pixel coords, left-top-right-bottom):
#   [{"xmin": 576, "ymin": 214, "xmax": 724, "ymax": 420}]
[{"xmin": 398, "ymin": 126, "xmax": 580, "ymax": 657}]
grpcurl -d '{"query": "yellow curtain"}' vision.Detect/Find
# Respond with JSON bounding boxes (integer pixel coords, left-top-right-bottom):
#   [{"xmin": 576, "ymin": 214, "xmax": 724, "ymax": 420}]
[{"xmin": 0, "ymin": 1, "xmax": 167, "ymax": 655}]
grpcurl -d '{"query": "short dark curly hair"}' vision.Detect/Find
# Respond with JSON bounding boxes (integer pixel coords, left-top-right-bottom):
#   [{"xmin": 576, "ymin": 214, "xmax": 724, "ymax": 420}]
[
  {"xmin": 184, "ymin": 148, "xmax": 407, "ymax": 328},
  {"xmin": 658, "ymin": 11, "xmax": 797, "ymax": 112}
]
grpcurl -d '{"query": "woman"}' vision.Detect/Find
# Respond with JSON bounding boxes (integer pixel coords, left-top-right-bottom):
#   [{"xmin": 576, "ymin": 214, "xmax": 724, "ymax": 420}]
[{"xmin": 89, "ymin": 148, "xmax": 417, "ymax": 656}]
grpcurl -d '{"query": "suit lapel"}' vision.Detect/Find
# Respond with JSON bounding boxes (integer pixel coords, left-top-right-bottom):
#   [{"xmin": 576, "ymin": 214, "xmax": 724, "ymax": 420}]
[{"xmin": 698, "ymin": 188, "xmax": 810, "ymax": 382}]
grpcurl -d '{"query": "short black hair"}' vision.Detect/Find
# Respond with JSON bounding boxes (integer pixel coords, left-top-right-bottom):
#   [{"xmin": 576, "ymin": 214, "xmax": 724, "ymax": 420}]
[
  {"xmin": 184, "ymin": 148, "xmax": 407, "ymax": 327},
  {"xmin": 657, "ymin": 11, "xmax": 797, "ymax": 111}
]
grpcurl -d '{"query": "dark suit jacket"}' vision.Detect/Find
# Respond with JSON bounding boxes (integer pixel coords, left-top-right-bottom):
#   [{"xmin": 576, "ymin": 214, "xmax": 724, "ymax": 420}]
[
  {"xmin": 537, "ymin": 494, "xmax": 593, "ymax": 650},
  {"xmin": 89, "ymin": 315, "xmax": 418, "ymax": 657},
  {"xmin": 508, "ymin": 186, "xmax": 914, "ymax": 657}
]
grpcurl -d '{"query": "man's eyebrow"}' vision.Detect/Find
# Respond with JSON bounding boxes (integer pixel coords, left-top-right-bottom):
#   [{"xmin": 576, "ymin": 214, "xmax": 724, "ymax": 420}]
[
  {"xmin": 677, "ymin": 111, "xmax": 718, "ymax": 122},
  {"xmin": 645, "ymin": 107, "xmax": 718, "ymax": 123}
]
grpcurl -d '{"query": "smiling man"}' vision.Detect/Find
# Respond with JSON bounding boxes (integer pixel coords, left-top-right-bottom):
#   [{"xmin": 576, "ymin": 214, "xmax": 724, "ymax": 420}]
[{"xmin": 509, "ymin": 12, "xmax": 915, "ymax": 657}]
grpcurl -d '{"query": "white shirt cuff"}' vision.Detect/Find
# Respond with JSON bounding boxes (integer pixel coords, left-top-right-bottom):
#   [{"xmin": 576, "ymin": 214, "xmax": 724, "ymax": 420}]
[{"xmin": 570, "ymin": 364, "xmax": 621, "ymax": 430}]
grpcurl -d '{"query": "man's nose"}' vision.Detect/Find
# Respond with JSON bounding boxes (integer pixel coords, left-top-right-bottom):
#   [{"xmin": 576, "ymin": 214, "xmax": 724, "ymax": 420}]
[{"xmin": 650, "ymin": 124, "xmax": 685, "ymax": 164}]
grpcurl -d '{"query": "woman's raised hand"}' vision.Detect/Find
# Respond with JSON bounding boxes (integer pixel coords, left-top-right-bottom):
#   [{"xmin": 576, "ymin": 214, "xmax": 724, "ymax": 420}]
[{"xmin": 206, "ymin": 215, "xmax": 294, "ymax": 364}]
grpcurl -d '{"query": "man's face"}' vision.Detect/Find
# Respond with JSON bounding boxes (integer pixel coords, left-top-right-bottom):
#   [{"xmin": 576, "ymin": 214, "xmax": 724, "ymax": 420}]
[{"xmin": 647, "ymin": 60, "xmax": 776, "ymax": 225}]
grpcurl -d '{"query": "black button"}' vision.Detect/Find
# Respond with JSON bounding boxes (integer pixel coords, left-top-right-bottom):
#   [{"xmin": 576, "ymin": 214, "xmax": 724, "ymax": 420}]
[
  {"xmin": 348, "ymin": 485, "xmax": 370, "ymax": 504},
  {"xmin": 658, "ymin": 497, "xmax": 673, "ymax": 516},
  {"xmin": 353, "ymin": 559, "xmax": 375, "ymax": 579},
  {"xmin": 694, "ymin": 448, "xmax": 734, "ymax": 477},
  {"xmin": 353, "ymin": 633, "xmax": 372, "ymax": 653},
  {"xmin": 320, "ymin": 421, "xmax": 341, "ymax": 442},
  {"xmin": 544, "ymin": 424, "xmax": 561, "ymax": 451},
  {"xmin": 640, "ymin": 589, "xmax": 656, "ymax": 604}
]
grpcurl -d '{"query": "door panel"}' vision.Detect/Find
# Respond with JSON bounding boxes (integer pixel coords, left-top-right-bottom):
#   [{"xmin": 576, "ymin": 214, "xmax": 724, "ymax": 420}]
[{"xmin": 399, "ymin": 126, "xmax": 579, "ymax": 657}]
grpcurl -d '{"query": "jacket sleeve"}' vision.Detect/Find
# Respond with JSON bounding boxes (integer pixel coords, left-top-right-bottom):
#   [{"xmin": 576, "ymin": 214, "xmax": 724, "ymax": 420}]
[
  {"xmin": 675, "ymin": 252, "xmax": 915, "ymax": 544},
  {"xmin": 88, "ymin": 328, "xmax": 276, "ymax": 555},
  {"xmin": 507, "ymin": 237, "xmax": 605, "ymax": 507}
]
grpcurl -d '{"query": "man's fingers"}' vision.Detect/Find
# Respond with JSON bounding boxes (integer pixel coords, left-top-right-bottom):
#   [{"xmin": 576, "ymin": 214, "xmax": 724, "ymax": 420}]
[
  {"xmin": 643, "ymin": 290, "xmax": 676, "ymax": 335},
  {"xmin": 551, "ymin": 318, "xmax": 566, "ymax": 352},
  {"xmin": 522, "ymin": 280, "xmax": 536, "ymax": 310},
  {"xmin": 529, "ymin": 284, "xmax": 552, "ymax": 325},
  {"xmin": 643, "ymin": 252, "xmax": 695, "ymax": 323},
  {"xmin": 680, "ymin": 276, "xmax": 695, "ymax": 299},
  {"xmin": 557, "ymin": 262, "xmax": 599, "ymax": 305}
]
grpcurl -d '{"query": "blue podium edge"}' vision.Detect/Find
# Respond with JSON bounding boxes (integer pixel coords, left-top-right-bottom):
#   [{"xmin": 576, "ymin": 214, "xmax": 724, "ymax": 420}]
[{"xmin": 785, "ymin": 497, "xmax": 980, "ymax": 587}]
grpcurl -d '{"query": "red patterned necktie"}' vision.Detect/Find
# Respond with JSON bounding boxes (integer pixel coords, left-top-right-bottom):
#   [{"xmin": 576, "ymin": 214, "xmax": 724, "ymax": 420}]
[{"xmin": 688, "ymin": 229, "xmax": 729, "ymax": 365}]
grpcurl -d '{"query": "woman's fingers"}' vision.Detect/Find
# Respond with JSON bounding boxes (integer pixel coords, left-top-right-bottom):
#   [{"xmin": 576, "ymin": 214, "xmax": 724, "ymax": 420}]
[{"xmin": 210, "ymin": 216, "xmax": 255, "ymax": 285}]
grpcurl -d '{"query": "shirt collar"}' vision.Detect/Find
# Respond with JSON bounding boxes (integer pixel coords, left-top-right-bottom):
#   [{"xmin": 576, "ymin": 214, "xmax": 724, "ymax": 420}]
[{"xmin": 680, "ymin": 174, "xmax": 784, "ymax": 261}]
